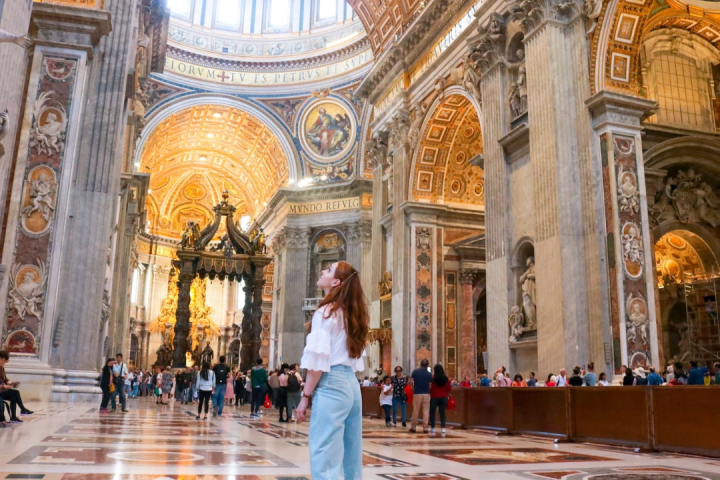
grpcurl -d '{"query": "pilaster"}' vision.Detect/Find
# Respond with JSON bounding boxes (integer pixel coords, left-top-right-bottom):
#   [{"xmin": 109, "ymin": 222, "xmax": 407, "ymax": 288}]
[
  {"xmin": 280, "ymin": 226, "xmax": 310, "ymax": 365},
  {"xmin": 459, "ymin": 269, "xmax": 478, "ymax": 381},
  {"xmin": 587, "ymin": 90, "xmax": 659, "ymax": 373},
  {"xmin": 0, "ymin": 2, "xmax": 111, "ymax": 402}
]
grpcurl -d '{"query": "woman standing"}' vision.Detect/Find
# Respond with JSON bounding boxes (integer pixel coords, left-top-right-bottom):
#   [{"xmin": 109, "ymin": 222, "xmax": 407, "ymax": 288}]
[
  {"xmin": 295, "ymin": 261, "xmax": 369, "ymax": 480},
  {"xmin": 224, "ymin": 369, "xmax": 235, "ymax": 406},
  {"xmin": 277, "ymin": 363, "xmax": 289, "ymax": 422},
  {"xmin": 429, "ymin": 364, "xmax": 451, "ymax": 435},
  {"xmin": 234, "ymin": 372, "xmax": 245, "ymax": 407},
  {"xmin": 196, "ymin": 361, "xmax": 215, "ymax": 420},
  {"xmin": 391, "ymin": 366, "xmax": 408, "ymax": 427},
  {"xmin": 598, "ymin": 372, "xmax": 610, "ymax": 386},
  {"xmin": 161, "ymin": 367, "xmax": 174, "ymax": 404},
  {"xmin": 99, "ymin": 358, "xmax": 115, "ymax": 413}
]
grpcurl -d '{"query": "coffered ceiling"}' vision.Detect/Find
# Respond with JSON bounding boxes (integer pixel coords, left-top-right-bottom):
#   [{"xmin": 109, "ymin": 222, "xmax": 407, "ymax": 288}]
[{"xmin": 140, "ymin": 104, "xmax": 289, "ymax": 239}]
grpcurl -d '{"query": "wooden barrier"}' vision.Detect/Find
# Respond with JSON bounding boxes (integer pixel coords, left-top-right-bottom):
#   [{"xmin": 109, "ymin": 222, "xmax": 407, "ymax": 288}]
[
  {"xmin": 570, "ymin": 387, "xmax": 651, "ymax": 448},
  {"xmin": 359, "ymin": 385, "xmax": 720, "ymax": 457}
]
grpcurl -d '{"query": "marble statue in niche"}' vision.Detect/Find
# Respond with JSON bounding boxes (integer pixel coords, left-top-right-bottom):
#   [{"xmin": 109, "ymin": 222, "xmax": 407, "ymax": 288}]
[
  {"xmin": 509, "ymin": 83, "xmax": 524, "ymax": 118},
  {"xmin": 519, "ymin": 257, "xmax": 537, "ymax": 330},
  {"xmin": 30, "ymin": 91, "xmax": 68, "ymax": 156},
  {"xmin": 584, "ymin": 0, "xmax": 603, "ymax": 35},
  {"xmin": 7, "ymin": 261, "xmax": 47, "ymax": 321},
  {"xmin": 407, "ymin": 102, "xmax": 428, "ymax": 151},
  {"xmin": 508, "ymin": 306, "xmax": 525, "ymax": 343},
  {"xmin": 201, "ymin": 341, "xmax": 214, "ymax": 364},
  {"xmin": 385, "ymin": 154, "xmax": 394, "ymax": 207}
]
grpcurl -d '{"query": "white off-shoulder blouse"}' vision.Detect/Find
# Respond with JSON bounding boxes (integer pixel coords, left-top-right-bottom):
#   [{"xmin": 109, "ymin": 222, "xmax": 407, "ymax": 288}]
[{"xmin": 300, "ymin": 305, "xmax": 366, "ymax": 372}]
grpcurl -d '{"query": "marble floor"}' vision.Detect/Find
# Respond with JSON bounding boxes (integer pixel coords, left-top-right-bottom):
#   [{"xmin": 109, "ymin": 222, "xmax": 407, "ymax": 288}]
[{"xmin": 0, "ymin": 397, "xmax": 719, "ymax": 479}]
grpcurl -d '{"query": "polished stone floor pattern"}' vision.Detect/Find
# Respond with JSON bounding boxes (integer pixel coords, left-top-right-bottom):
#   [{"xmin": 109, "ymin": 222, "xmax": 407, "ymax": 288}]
[{"xmin": 0, "ymin": 399, "xmax": 719, "ymax": 479}]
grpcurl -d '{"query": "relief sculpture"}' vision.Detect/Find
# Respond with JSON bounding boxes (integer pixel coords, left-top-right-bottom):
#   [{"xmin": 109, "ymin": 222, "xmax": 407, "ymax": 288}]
[
  {"xmin": 650, "ymin": 168, "xmax": 720, "ymax": 227},
  {"xmin": 29, "ymin": 91, "xmax": 68, "ymax": 156},
  {"xmin": 7, "ymin": 260, "xmax": 47, "ymax": 321}
]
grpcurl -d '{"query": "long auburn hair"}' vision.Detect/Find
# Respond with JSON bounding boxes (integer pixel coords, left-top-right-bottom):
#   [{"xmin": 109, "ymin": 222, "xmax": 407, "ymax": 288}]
[{"xmin": 317, "ymin": 261, "xmax": 369, "ymax": 359}]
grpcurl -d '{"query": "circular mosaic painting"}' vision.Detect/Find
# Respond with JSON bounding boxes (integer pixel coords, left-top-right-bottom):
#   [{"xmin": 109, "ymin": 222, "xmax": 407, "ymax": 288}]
[{"xmin": 300, "ymin": 99, "xmax": 356, "ymax": 163}]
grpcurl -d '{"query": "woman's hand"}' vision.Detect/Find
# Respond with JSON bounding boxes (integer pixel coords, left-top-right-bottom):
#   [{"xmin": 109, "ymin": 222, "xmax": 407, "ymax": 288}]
[{"xmin": 296, "ymin": 397, "xmax": 309, "ymax": 423}]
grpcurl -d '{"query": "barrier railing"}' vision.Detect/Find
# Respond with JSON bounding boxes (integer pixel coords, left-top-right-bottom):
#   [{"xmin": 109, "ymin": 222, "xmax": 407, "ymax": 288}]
[{"xmin": 360, "ymin": 386, "xmax": 720, "ymax": 457}]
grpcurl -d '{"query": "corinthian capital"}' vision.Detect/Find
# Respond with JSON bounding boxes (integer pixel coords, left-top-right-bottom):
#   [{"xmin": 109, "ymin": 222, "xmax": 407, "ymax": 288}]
[
  {"xmin": 388, "ymin": 112, "xmax": 410, "ymax": 154},
  {"xmin": 467, "ymin": 13, "xmax": 507, "ymax": 72},
  {"xmin": 269, "ymin": 231, "xmax": 286, "ymax": 255},
  {"xmin": 509, "ymin": 0, "xmax": 582, "ymax": 34},
  {"xmin": 284, "ymin": 227, "xmax": 310, "ymax": 249},
  {"xmin": 365, "ymin": 131, "xmax": 389, "ymax": 169},
  {"xmin": 460, "ymin": 269, "xmax": 478, "ymax": 284}
]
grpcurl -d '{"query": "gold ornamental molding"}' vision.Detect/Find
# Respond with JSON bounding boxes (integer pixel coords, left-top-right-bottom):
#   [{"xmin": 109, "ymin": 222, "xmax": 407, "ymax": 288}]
[
  {"xmin": 367, "ymin": 328, "xmax": 392, "ymax": 345},
  {"xmin": 34, "ymin": 0, "xmax": 105, "ymax": 9}
]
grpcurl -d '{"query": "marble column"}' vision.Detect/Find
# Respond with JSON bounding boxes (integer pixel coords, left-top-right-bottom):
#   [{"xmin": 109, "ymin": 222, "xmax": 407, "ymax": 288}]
[
  {"xmin": 368, "ymin": 133, "xmax": 388, "ymax": 330},
  {"xmin": 587, "ymin": 91, "xmax": 659, "ymax": 371},
  {"xmin": 459, "ymin": 269, "xmax": 477, "ymax": 381},
  {"xmin": 388, "ymin": 113, "xmax": 412, "ymax": 370},
  {"xmin": 280, "ymin": 227, "xmax": 310, "ymax": 365},
  {"xmin": 0, "ymin": 3, "xmax": 111, "ymax": 402}
]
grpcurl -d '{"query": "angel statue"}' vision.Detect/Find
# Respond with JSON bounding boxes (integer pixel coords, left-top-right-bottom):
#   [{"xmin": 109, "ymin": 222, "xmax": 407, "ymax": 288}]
[
  {"xmin": 21, "ymin": 173, "xmax": 56, "ymax": 221},
  {"xmin": 8, "ymin": 261, "xmax": 47, "ymax": 321},
  {"xmin": 508, "ymin": 305, "xmax": 525, "ymax": 343},
  {"xmin": 179, "ymin": 221, "xmax": 201, "ymax": 250}
]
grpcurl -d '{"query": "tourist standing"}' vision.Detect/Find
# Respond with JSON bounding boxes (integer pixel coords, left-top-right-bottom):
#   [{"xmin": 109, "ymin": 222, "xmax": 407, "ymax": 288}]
[
  {"xmin": 512, "ymin": 374, "xmax": 528, "ymax": 387},
  {"xmin": 295, "ymin": 261, "xmax": 369, "ymax": 480},
  {"xmin": 622, "ymin": 367, "xmax": 635, "ymax": 386},
  {"xmin": 99, "ymin": 358, "xmax": 115, "ymax": 413},
  {"xmin": 429, "ymin": 364, "xmax": 452, "ymax": 435},
  {"xmin": 179, "ymin": 367, "xmax": 192, "ymax": 404},
  {"xmin": 546, "ymin": 374, "xmax": 556, "ymax": 387},
  {"xmin": 277, "ymin": 363, "xmax": 289, "ymax": 422},
  {"xmin": 380, "ymin": 375, "xmax": 393, "ymax": 427},
  {"xmin": 556, "ymin": 368, "xmax": 568, "ymax": 387},
  {"xmin": 688, "ymin": 361, "xmax": 704, "ymax": 385},
  {"xmin": 714, "ymin": 362, "xmax": 720, "ymax": 385},
  {"xmin": 598, "ymin": 372, "xmax": 610, "ymax": 386},
  {"xmin": 527, "ymin": 372, "xmax": 537, "ymax": 387},
  {"xmin": 409, "ymin": 359, "xmax": 432, "ymax": 433},
  {"xmin": 391, "ymin": 366, "xmax": 408, "ymax": 427},
  {"xmin": 479, "ymin": 374, "xmax": 491, "ymax": 387},
  {"xmin": 568, "ymin": 366, "xmax": 584, "ymax": 386},
  {"xmin": 245, "ymin": 370, "xmax": 253, "ymax": 406},
  {"xmin": 268, "ymin": 369, "xmax": 280, "ymax": 406},
  {"xmin": 286, "ymin": 363, "xmax": 303, "ymax": 421},
  {"xmin": 250, "ymin": 359, "xmax": 268, "ymax": 418},
  {"xmin": 460, "ymin": 376, "xmax": 472, "ymax": 387},
  {"xmin": 111, "ymin": 353, "xmax": 129, "ymax": 412},
  {"xmin": 196, "ymin": 361, "xmax": 215, "ymax": 420},
  {"xmin": 634, "ymin": 367, "xmax": 648, "ymax": 385},
  {"xmin": 671, "ymin": 362, "xmax": 689, "ymax": 385},
  {"xmin": 212, "ymin": 356, "xmax": 230, "ymax": 415},
  {"xmin": 234, "ymin": 371, "xmax": 245, "ymax": 407},
  {"xmin": 647, "ymin": 366, "xmax": 664, "ymax": 385},
  {"xmin": 161, "ymin": 366, "xmax": 174, "ymax": 404},
  {"xmin": 666, "ymin": 365, "xmax": 675, "ymax": 384},
  {"xmin": 583, "ymin": 363, "xmax": 597, "ymax": 386}
]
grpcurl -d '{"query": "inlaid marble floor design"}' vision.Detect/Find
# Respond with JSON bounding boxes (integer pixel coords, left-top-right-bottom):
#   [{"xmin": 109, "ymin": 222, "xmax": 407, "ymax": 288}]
[{"xmin": 0, "ymin": 399, "xmax": 719, "ymax": 479}]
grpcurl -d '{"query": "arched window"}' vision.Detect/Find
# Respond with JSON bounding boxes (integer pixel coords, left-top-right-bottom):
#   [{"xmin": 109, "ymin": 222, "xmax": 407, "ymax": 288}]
[
  {"xmin": 317, "ymin": 0, "xmax": 337, "ymax": 20},
  {"xmin": 130, "ymin": 268, "xmax": 140, "ymax": 304},
  {"xmin": 167, "ymin": 0, "xmax": 193, "ymax": 20},
  {"xmin": 267, "ymin": 0, "xmax": 291, "ymax": 28},
  {"xmin": 215, "ymin": 0, "xmax": 242, "ymax": 30}
]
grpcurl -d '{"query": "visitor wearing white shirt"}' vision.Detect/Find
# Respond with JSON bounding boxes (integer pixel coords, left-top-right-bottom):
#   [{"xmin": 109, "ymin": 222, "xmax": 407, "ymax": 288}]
[
  {"xmin": 295, "ymin": 261, "xmax": 369, "ymax": 480},
  {"xmin": 556, "ymin": 368, "xmax": 568, "ymax": 387}
]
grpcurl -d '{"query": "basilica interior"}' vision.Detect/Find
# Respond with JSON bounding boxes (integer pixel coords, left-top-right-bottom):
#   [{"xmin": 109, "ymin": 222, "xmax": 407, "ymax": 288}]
[{"xmin": 0, "ymin": 0, "xmax": 720, "ymax": 477}]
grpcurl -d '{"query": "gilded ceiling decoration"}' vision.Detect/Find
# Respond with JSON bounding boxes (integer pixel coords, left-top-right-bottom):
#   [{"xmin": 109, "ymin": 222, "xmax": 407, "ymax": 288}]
[
  {"xmin": 140, "ymin": 104, "xmax": 288, "ymax": 239},
  {"xmin": 590, "ymin": 0, "xmax": 720, "ymax": 95},
  {"xmin": 347, "ymin": 0, "xmax": 423, "ymax": 53},
  {"xmin": 655, "ymin": 231, "xmax": 708, "ymax": 287},
  {"xmin": 411, "ymin": 94, "xmax": 484, "ymax": 205}
]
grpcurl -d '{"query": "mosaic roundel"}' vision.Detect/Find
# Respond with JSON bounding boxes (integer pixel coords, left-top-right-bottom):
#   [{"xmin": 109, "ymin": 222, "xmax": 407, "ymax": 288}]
[
  {"xmin": 183, "ymin": 183, "xmax": 207, "ymax": 201},
  {"xmin": 299, "ymin": 98, "xmax": 356, "ymax": 164}
]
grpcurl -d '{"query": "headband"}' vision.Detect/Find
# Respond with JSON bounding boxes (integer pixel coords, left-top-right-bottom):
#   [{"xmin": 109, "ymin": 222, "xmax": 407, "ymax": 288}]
[{"xmin": 341, "ymin": 270, "xmax": 358, "ymax": 284}]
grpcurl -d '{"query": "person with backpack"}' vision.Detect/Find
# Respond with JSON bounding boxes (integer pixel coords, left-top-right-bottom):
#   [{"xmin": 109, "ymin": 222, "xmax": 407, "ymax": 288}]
[
  {"xmin": 286, "ymin": 363, "xmax": 303, "ymax": 421},
  {"xmin": 212, "ymin": 356, "xmax": 230, "ymax": 416}
]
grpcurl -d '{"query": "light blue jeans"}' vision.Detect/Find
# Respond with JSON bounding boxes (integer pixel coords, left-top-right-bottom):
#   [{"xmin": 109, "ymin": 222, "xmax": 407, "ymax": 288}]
[{"xmin": 309, "ymin": 365, "xmax": 363, "ymax": 480}]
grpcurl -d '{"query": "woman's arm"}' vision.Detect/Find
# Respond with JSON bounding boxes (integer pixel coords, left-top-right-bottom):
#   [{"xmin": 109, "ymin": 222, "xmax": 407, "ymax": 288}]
[{"xmin": 295, "ymin": 369, "xmax": 322, "ymax": 422}]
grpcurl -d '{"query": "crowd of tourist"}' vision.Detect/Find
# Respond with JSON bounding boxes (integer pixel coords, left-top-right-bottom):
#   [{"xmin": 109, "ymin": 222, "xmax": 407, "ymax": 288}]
[{"xmin": 95, "ymin": 351, "xmax": 309, "ymax": 423}]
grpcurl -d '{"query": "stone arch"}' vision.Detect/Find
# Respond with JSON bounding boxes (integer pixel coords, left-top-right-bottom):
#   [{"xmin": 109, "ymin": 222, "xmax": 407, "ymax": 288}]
[
  {"xmin": 408, "ymin": 89, "xmax": 484, "ymax": 205},
  {"xmin": 135, "ymin": 94, "xmax": 301, "ymax": 183}
]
